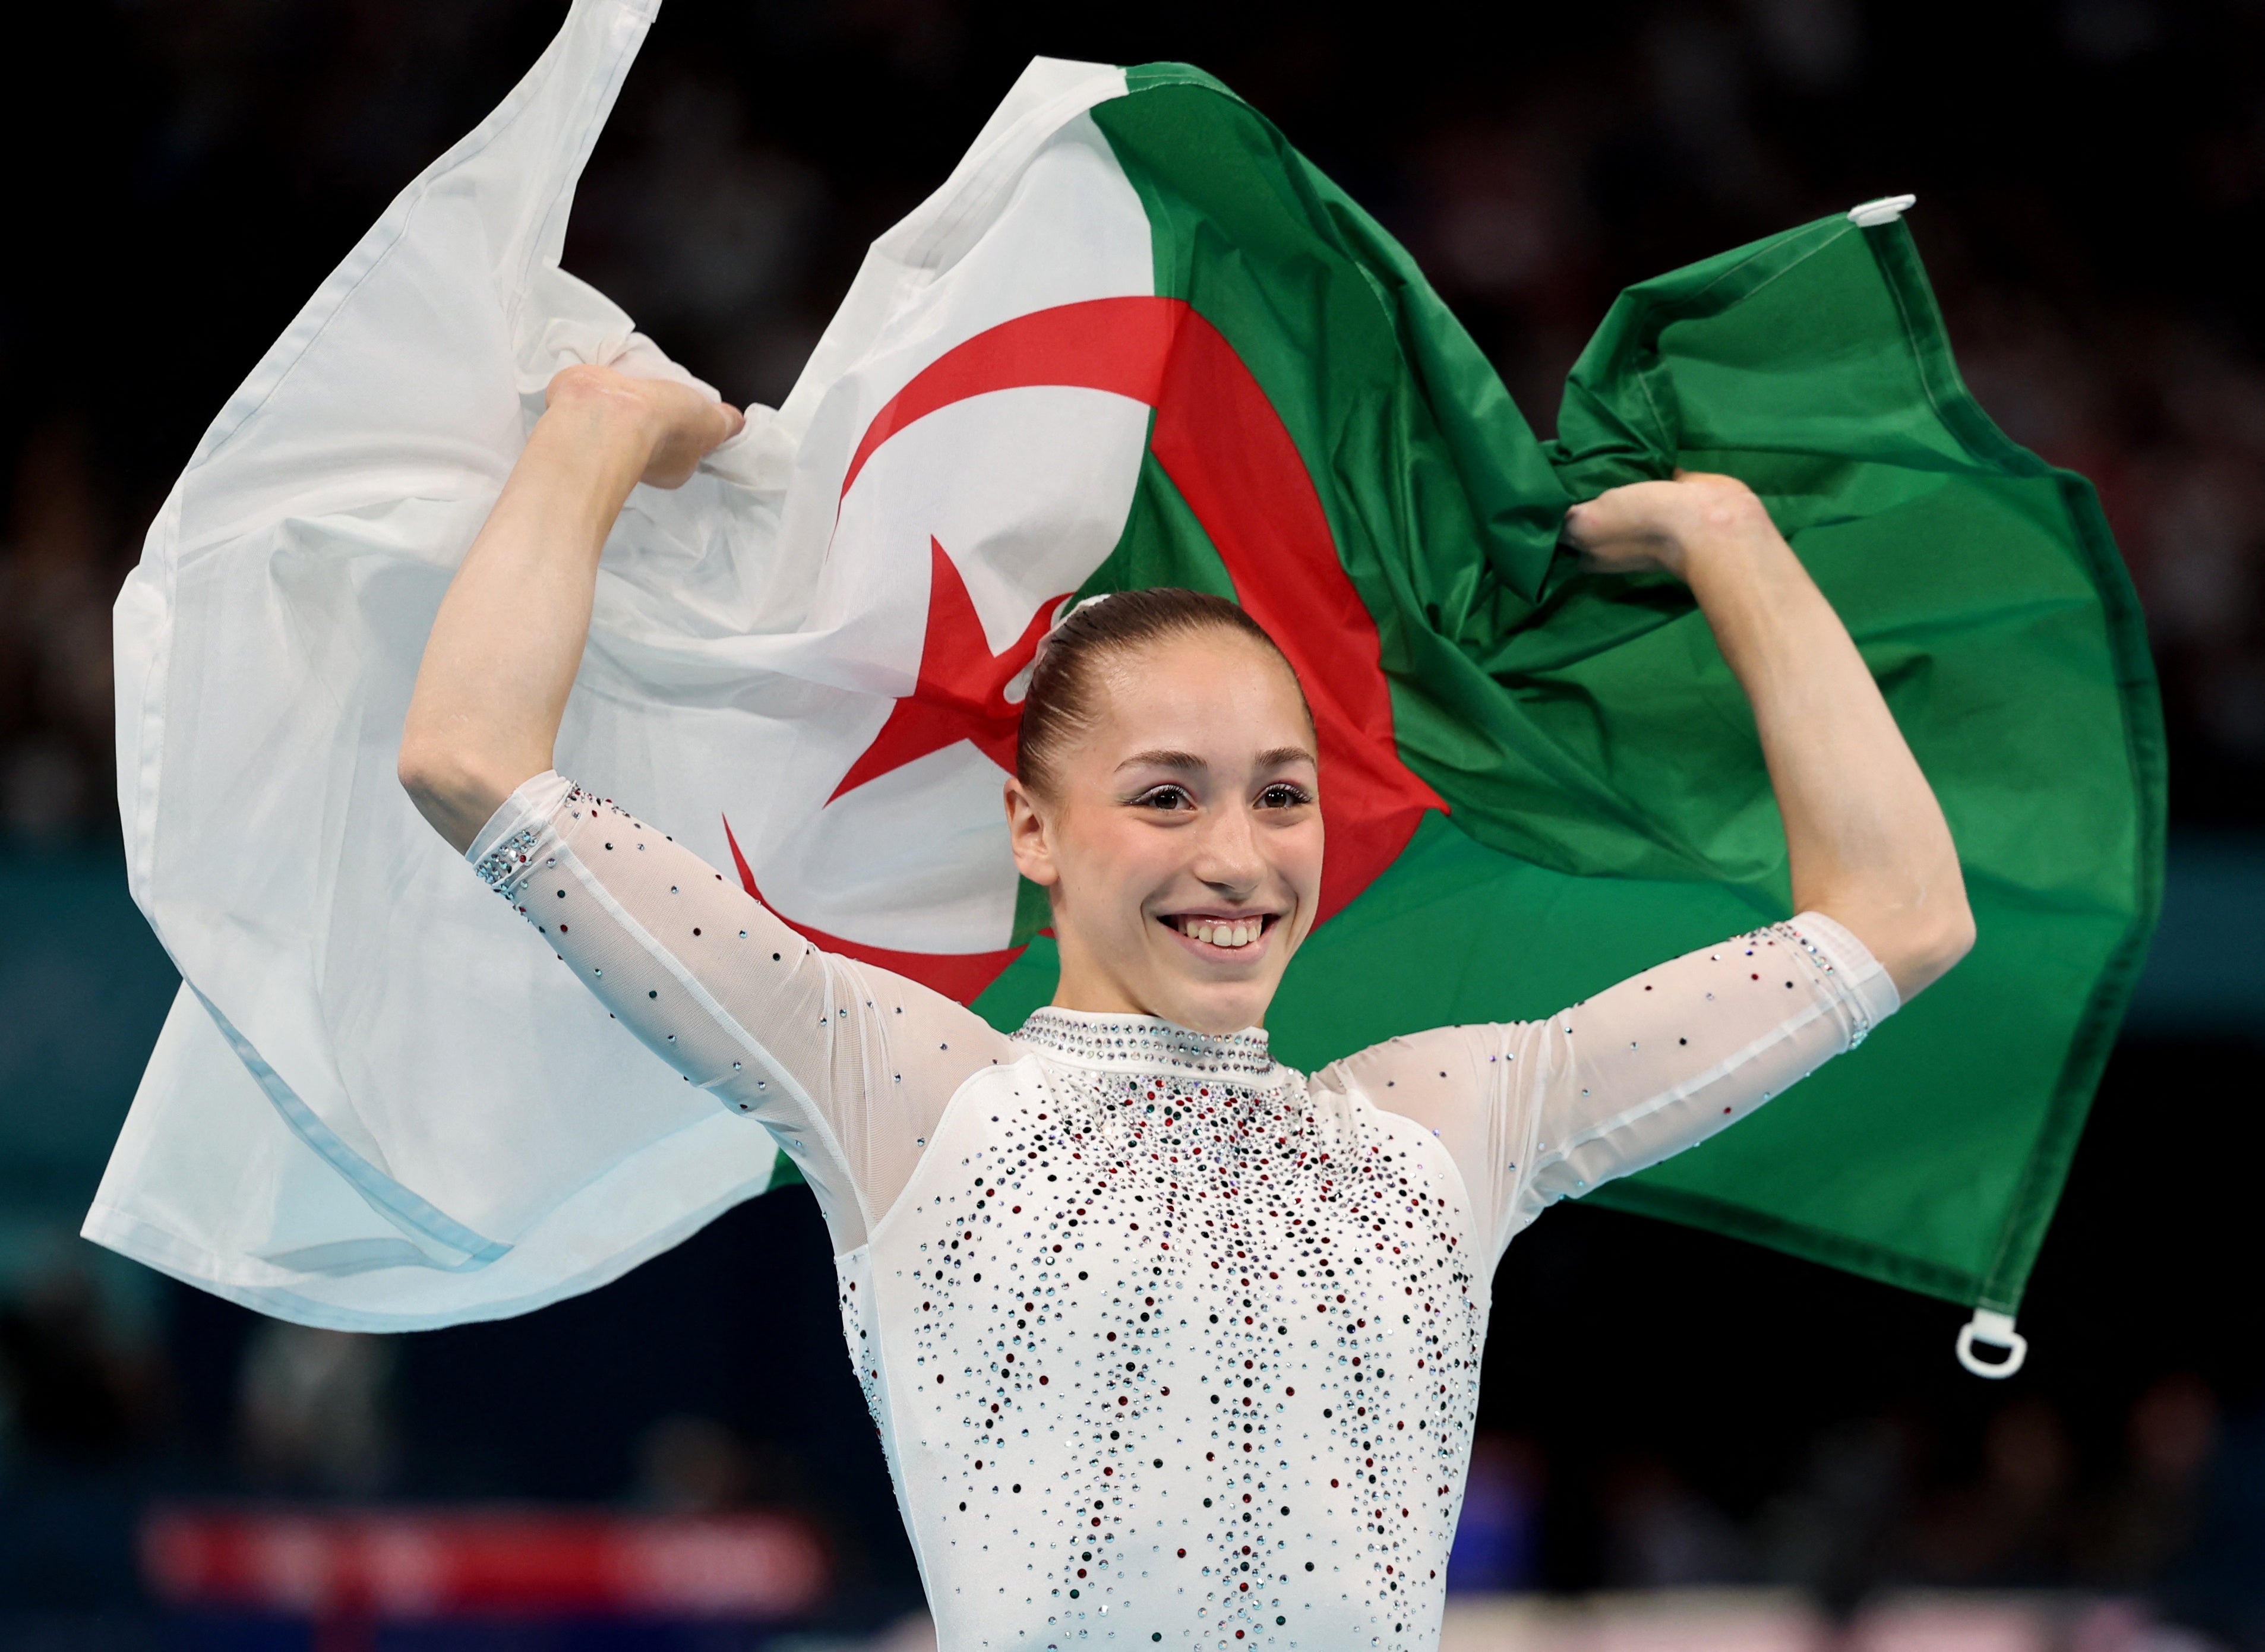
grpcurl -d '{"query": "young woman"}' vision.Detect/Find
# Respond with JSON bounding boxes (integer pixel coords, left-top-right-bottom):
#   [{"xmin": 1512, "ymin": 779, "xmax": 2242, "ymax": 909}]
[{"xmin": 399, "ymin": 364, "xmax": 1973, "ymax": 1649}]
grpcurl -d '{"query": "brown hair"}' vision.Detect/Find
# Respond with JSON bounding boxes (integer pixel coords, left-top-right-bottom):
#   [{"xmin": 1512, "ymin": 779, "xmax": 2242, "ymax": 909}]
[{"xmin": 1014, "ymin": 587, "xmax": 1310, "ymax": 799}]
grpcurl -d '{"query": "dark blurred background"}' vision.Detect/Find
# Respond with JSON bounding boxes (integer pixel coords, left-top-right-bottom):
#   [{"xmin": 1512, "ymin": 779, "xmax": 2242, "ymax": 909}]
[{"xmin": 4, "ymin": 0, "xmax": 2263, "ymax": 1647}]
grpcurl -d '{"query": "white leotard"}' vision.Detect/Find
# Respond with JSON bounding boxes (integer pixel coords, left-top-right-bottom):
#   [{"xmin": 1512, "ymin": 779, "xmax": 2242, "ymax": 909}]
[{"xmin": 472, "ymin": 772, "xmax": 1897, "ymax": 1651}]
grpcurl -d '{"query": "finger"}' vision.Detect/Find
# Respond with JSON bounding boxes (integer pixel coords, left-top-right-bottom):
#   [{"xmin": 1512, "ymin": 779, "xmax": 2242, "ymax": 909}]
[{"xmin": 1563, "ymin": 492, "xmax": 1638, "ymax": 540}]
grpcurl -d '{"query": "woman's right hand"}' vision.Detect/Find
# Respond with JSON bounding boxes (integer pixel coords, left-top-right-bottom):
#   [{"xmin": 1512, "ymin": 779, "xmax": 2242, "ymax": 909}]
[
  {"xmin": 544, "ymin": 362, "xmax": 744, "ymax": 489},
  {"xmin": 402, "ymin": 363, "xmax": 745, "ymax": 849}
]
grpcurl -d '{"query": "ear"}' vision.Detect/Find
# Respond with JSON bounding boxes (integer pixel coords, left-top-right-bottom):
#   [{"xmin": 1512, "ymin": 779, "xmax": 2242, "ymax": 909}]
[{"xmin": 1004, "ymin": 776, "xmax": 1060, "ymax": 887}]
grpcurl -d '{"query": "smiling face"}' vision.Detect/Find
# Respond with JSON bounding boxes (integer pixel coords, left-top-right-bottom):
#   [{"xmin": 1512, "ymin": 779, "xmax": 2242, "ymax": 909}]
[{"xmin": 1004, "ymin": 627, "xmax": 1323, "ymax": 1036}]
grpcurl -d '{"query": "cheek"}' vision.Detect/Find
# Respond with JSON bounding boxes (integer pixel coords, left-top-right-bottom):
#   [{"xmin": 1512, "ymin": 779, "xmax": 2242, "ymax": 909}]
[
  {"xmin": 1062, "ymin": 814, "xmax": 1173, "ymax": 908},
  {"xmin": 1283, "ymin": 819, "xmax": 1326, "ymax": 889}
]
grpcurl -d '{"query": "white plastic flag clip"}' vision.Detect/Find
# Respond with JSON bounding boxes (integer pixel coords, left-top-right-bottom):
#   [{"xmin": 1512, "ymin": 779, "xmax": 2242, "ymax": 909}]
[
  {"xmin": 1847, "ymin": 194, "xmax": 1917, "ymax": 227},
  {"xmin": 1956, "ymin": 1307, "xmax": 2028, "ymax": 1379}
]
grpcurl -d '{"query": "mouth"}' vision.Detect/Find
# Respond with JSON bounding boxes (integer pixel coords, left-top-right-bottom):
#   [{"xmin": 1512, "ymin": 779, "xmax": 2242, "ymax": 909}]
[{"xmin": 1157, "ymin": 910, "xmax": 1282, "ymax": 957}]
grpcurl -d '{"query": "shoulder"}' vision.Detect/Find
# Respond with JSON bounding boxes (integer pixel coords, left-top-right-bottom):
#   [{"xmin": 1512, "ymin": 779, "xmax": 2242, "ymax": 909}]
[
  {"xmin": 1309, "ymin": 1024, "xmax": 1495, "ymax": 1106},
  {"xmin": 832, "ymin": 955, "xmax": 1021, "ymax": 1066}
]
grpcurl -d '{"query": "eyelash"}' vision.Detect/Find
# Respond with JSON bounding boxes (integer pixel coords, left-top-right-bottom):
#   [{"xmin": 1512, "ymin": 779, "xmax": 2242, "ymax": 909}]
[{"xmin": 1132, "ymin": 783, "xmax": 1313, "ymax": 811}]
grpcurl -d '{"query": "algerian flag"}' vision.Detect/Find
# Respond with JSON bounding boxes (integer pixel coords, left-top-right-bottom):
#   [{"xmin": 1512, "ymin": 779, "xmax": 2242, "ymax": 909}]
[{"xmin": 90, "ymin": 0, "xmax": 2160, "ymax": 1338}]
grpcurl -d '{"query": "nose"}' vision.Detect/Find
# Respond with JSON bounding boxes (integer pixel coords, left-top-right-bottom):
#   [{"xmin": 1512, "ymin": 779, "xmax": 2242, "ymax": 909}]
[{"xmin": 1190, "ymin": 799, "xmax": 1265, "ymax": 899}]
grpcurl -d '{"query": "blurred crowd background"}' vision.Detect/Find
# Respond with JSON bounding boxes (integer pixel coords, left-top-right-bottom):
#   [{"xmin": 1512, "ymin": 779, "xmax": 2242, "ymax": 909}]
[{"xmin": 3, "ymin": 0, "xmax": 2263, "ymax": 1647}]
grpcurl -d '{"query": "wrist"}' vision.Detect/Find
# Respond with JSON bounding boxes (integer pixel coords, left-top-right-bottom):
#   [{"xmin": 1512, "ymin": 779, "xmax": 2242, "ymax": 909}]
[
  {"xmin": 1675, "ymin": 496, "xmax": 1792, "ymax": 595},
  {"xmin": 1678, "ymin": 520, "xmax": 1780, "ymax": 583},
  {"xmin": 541, "ymin": 365, "xmax": 663, "ymax": 468}
]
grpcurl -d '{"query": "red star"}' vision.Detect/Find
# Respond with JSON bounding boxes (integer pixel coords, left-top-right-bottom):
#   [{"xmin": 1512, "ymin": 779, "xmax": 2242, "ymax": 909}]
[
  {"xmin": 829, "ymin": 537, "xmax": 1070, "ymax": 801},
  {"xmin": 719, "ymin": 538, "xmax": 1065, "ymax": 1003}
]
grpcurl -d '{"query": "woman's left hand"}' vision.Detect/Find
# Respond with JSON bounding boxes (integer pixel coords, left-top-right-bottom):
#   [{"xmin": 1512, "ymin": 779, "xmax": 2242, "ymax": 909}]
[{"xmin": 1563, "ymin": 470, "xmax": 1776, "ymax": 581}]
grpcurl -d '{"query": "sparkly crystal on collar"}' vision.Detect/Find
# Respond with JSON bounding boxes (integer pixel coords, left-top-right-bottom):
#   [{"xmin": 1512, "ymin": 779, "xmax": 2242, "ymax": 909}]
[{"xmin": 1012, "ymin": 1006, "xmax": 1281, "ymax": 1079}]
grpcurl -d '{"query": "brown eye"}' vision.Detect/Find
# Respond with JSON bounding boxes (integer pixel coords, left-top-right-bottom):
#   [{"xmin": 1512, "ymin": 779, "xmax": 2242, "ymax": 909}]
[
  {"xmin": 1258, "ymin": 783, "xmax": 1311, "ymax": 810},
  {"xmin": 1137, "ymin": 785, "xmax": 1195, "ymax": 811}
]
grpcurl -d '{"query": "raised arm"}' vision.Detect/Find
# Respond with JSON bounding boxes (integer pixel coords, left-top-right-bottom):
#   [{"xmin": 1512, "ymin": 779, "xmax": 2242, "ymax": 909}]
[
  {"xmin": 396, "ymin": 365, "xmax": 1008, "ymax": 1253},
  {"xmin": 397, "ymin": 364, "xmax": 742, "ymax": 850},
  {"xmin": 1563, "ymin": 472, "xmax": 1975, "ymax": 999}
]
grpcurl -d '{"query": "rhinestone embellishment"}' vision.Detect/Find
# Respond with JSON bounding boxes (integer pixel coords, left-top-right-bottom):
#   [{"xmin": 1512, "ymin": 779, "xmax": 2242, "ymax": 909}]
[
  {"xmin": 1014, "ymin": 1008, "xmax": 1281, "ymax": 1079},
  {"xmin": 867, "ymin": 1035, "xmax": 1479, "ymax": 1645},
  {"xmin": 472, "ymin": 825, "xmax": 544, "ymax": 898},
  {"xmin": 1774, "ymin": 920, "xmax": 1870, "ymax": 1045}
]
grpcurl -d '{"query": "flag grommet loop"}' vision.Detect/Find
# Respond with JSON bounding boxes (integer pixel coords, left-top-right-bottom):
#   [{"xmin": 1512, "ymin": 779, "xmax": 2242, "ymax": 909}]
[
  {"xmin": 1956, "ymin": 1309, "xmax": 2027, "ymax": 1379},
  {"xmin": 1847, "ymin": 193, "xmax": 1917, "ymax": 227}
]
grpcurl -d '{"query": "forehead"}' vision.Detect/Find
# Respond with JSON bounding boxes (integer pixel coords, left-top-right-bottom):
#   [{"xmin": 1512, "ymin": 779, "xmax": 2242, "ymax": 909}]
[{"xmin": 1081, "ymin": 630, "xmax": 1314, "ymax": 756}]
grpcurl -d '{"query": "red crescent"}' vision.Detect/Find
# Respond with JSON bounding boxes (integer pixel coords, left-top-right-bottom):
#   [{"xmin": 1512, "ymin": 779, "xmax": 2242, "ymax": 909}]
[{"xmin": 733, "ymin": 296, "xmax": 1443, "ymax": 1002}]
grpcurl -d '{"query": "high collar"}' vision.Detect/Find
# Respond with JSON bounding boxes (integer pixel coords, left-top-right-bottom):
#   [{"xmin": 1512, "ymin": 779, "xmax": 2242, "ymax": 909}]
[{"xmin": 1012, "ymin": 1006, "xmax": 1284, "ymax": 1082}]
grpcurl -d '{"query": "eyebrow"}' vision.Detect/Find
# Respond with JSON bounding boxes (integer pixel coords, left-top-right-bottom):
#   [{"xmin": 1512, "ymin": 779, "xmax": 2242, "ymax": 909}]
[
  {"xmin": 1256, "ymin": 745, "xmax": 1318, "ymax": 770},
  {"xmin": 1113, "ymin": 745, "xmax": 1318, "ymax": 774},
  {"xmin": 1116, "ymin": 748, "xmax": 1206, "ymax": 773}
]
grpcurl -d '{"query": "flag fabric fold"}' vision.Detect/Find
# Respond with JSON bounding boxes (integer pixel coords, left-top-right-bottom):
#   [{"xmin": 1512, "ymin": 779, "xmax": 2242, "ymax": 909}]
[{"xmin": 91, "ymin": 0, "xmax": 2159, "ymax": 1332}]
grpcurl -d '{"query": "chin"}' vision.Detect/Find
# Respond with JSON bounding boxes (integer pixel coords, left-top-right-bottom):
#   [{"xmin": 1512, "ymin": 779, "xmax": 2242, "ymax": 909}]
[{"xmin": 1159, "ymin": 977, "xmax": 1275, "ymax": 1037}]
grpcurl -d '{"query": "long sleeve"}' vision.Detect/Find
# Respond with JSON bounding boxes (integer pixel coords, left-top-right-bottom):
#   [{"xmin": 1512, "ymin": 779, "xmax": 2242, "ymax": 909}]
[
  {"xmin": 467, "ymin": 772, "xmax": 1016, "ymax": 1254},
  {"xmin": 1312, "ymin": 914, "xmax": 1901, "ymax": 1263}
]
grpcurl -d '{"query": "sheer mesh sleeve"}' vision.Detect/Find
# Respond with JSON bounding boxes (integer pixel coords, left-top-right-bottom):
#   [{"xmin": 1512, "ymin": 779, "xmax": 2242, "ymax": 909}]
[
  {"xmin": 1310, "ymin": 914, "xmax": 1901, "ymax": 1264},
  {"xmin": 467, "ymin": 771, "xmax": 1016, "ymax": 1254}
]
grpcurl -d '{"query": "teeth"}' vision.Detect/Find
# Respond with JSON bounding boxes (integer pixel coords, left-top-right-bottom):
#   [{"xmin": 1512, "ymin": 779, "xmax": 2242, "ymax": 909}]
[{"xmin": 1177, "ymin": 917, "xmax": 1266, "ymax": 947}]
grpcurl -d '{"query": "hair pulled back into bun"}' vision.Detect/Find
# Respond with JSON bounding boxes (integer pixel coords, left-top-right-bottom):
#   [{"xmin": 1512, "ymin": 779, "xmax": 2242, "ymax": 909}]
[{"xmin": 1013, "ymin": 587, "xmax": 1309, "ymax": 800}]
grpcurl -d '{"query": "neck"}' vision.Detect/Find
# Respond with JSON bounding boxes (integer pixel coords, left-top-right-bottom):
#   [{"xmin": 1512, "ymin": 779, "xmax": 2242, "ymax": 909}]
[{"xmin": 1048, "ymin": 939, "xmax": 1271, "ymax": 1037}]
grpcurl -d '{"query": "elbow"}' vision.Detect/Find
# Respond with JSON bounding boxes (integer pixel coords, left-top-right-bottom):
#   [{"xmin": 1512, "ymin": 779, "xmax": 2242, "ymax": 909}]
[
  {"xmin": 396, "ymin": 739, "xmax": 444, "ymax": 813},
  {"xmin": 1941, "ymin": 901, "xmax": 1978, "ymax": 971},
  {"xmin": 1888, "ymin": 898, "xmax": 1976, "ymax": 1002},
  {"xmin": 1923, "ymin": 901, "xmax": 1977, "ymax": 978},
  {"xmin": 396, "ymin": 737, "xmax": 462, "ymax": 820},
  {"xmin": 397, "ymin": 738, "xmax": 513, "ymax": 855},
  {"xmin": 1818, "ymin": 878, "xmax": 1975, "ymax": 1003}
]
